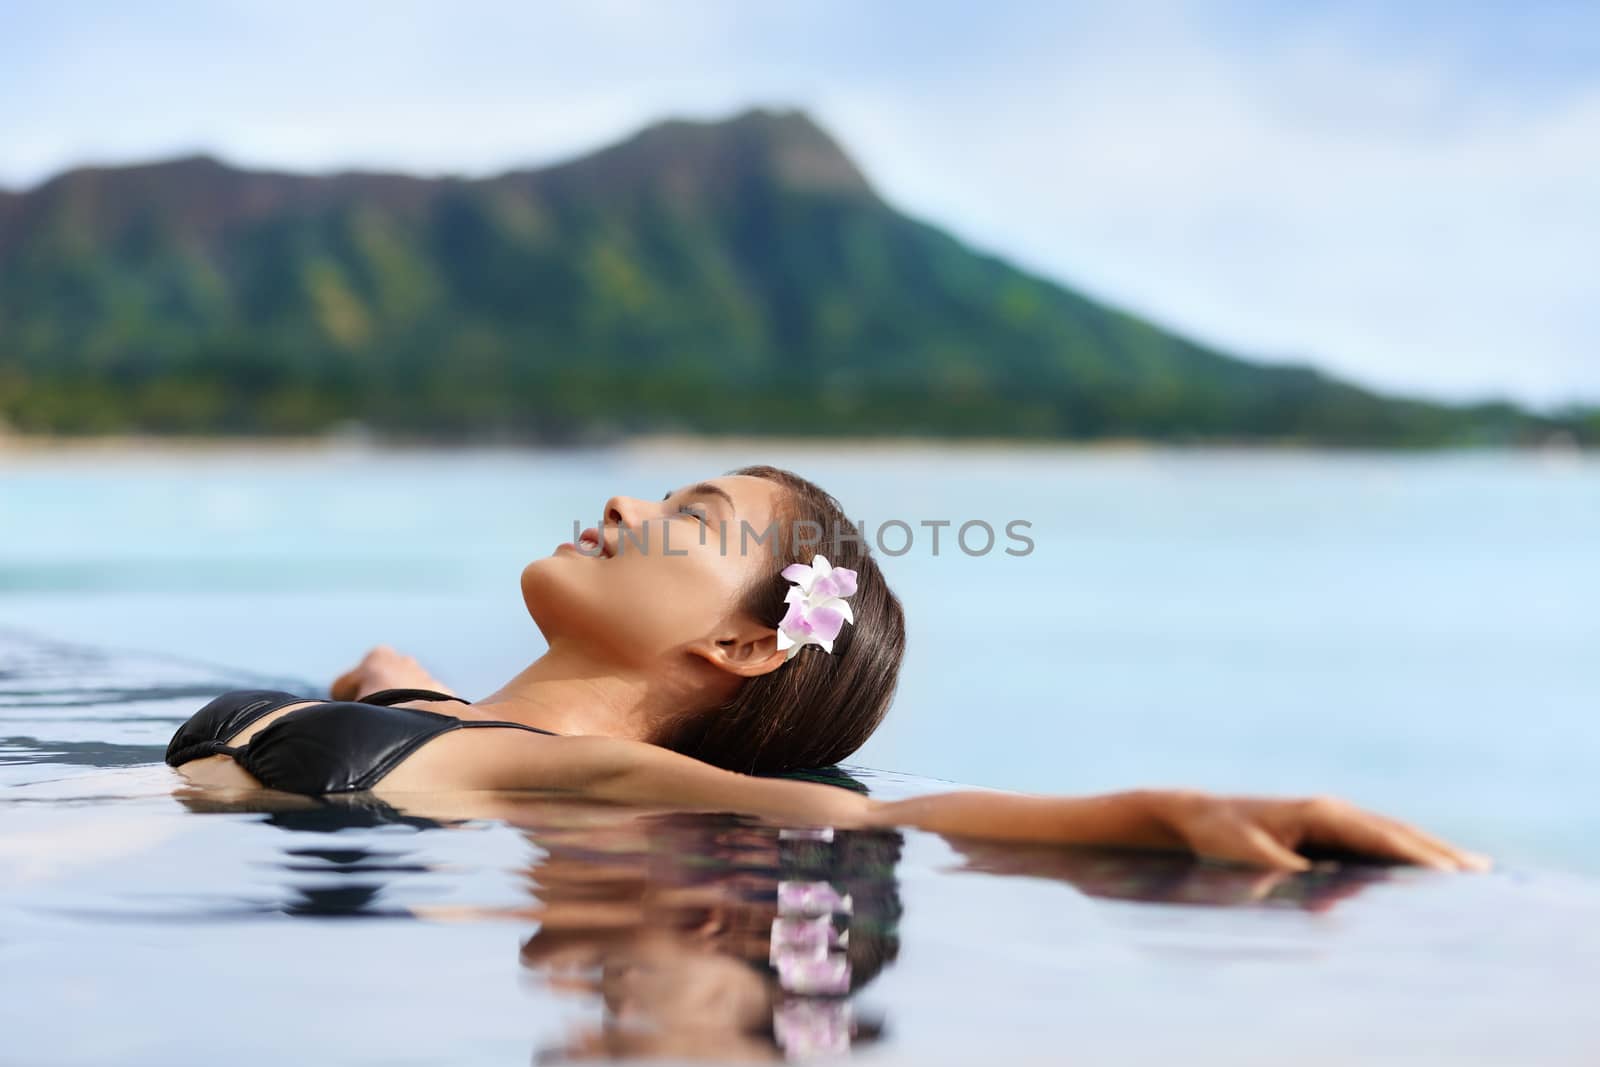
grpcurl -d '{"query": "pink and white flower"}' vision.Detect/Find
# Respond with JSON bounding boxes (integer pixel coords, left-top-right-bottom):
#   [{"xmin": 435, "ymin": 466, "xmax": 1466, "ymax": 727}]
[{"xmin": 775, "ymin": 554, "xmax": 859, "ymax": 660}]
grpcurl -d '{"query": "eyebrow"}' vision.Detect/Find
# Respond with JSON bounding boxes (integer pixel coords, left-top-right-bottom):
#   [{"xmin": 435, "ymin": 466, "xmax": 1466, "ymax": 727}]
[{"xmin": 663, "ymin": 481, "xmax": 737, "ymax": 514}]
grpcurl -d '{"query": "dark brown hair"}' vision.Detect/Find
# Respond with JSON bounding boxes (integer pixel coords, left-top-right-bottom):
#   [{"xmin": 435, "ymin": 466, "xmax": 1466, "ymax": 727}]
[{"xmin": 661, "ymin": 465, "xmax": 907, "ymax": 774}]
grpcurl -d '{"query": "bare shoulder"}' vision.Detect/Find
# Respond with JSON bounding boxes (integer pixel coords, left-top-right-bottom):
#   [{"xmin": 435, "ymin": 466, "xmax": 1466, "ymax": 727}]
[{"xmin": 370, "ymin": 725, "xmax": 649, "ymax": 794}]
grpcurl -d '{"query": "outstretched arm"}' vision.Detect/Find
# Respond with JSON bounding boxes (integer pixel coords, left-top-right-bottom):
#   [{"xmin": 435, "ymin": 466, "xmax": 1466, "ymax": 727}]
[
  {"xmin": 376, "ymin": 729, "xmax": 1491, "ymax": 873},
  {"xmin": 868, "ymin": 788, "xmax": 1489, "ymax": 872}
]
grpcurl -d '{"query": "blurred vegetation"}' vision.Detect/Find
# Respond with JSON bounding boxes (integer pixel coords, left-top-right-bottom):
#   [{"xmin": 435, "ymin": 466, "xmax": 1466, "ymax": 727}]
[{"xmin": 0, "ymin": 109, "xmax": 1586, "ymax": 445}]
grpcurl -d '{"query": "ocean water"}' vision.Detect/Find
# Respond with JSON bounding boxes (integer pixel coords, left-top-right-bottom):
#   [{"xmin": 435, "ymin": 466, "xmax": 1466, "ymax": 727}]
[
  {"xmin": 2, "ymin": 443, "xmax": 1595, "ymax": 871},
  {"xmin": 2, "ymin": 444, "xmax": 1599, "ymax": 1065}
]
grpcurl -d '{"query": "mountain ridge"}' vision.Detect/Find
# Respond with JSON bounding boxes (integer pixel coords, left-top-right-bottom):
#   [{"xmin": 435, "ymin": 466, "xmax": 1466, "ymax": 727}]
[{"xmin": 0, "ymin": 108, "xmax": 1575, "ymax": 444}]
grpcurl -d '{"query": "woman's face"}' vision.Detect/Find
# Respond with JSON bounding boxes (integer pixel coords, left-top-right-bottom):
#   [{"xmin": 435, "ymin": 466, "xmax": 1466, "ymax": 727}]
[{"xmin": 520, "ymin": 474, "xmax": 789, "ymax": 673}]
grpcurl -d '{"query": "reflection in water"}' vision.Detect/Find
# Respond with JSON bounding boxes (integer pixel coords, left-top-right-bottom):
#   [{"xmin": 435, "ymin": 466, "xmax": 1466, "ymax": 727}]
[
  {"xmin": 175, "ymin": 791, "xmax": 451, "ymax": 919},
  {"xmin": 517, "ymin": 813, "xmax": 901, "ymax": 1062},
  {"xmin": 173, "ymin": 786, "xmax": 1399, "ymax": 1060},
  {"xmin": 947, "ymin": 838, "xmax": 1394, "ymax": 912}
]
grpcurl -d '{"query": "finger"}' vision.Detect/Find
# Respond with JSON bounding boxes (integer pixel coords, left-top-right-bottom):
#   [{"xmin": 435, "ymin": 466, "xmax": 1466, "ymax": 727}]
[
  {"xmin": 1347, "ymin": 814, "xmax": 1461, "ymax": 870},
  {"xmin": 330, "ymin": 668, "xmax": 361, "ymax": 700},
  {"xmin": 1373, "ymin": 815, "xmax": 1493, "ymax": 872},
  {"xmin": 1304, "ymin": 804, "xmax": 1459, "ymax": 870},
  {"xmin": 1190, "ymin": 820, "xmax": 1311, "ymax": 872},
  {"xmin": 1366, "ymin": 817, "xmax": 1492, "ymax": 872},
  {"xmin": 1235, "ymin": 825, "xmax": 1313, "ymax": 872}
]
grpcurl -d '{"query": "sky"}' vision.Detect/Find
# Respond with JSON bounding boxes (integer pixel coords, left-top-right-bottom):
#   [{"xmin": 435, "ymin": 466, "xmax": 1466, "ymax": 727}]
[{"xmin": 2, "ymin": 0, "xmax": 1596, "ymax": 408}]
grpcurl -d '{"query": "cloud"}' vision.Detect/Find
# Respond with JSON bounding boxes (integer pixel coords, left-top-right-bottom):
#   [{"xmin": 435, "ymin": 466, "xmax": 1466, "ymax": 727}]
[
  {"xmin": 817, "ymin": 3, "xmax": 1600, "ymax": 406},
  {"xmin": 1, "ymin": 0, "xmax": 1595, "ymax": 405}
]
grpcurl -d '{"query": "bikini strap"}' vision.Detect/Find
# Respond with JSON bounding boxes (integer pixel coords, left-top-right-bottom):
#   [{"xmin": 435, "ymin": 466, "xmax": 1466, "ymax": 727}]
[
  {"xmin": 356, "ymin": 688, "xmax": 472, "ymax": 707},
  {"xmin": 356, "ymin": 692, "xmax": 560, "ymax": 736}
]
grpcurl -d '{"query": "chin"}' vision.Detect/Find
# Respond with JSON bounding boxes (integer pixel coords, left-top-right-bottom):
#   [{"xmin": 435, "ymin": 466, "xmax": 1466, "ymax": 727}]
[
  {"xmin": 520, "ymin": 555, "xmax": 605, "ymax": 648},
  {"xmin": 519, "ymin": 558, "xmax": 563, "ymax": 632}
]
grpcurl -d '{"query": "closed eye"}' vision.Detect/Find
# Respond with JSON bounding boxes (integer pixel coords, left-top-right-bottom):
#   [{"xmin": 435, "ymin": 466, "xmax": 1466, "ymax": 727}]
[{"xmin": 679, "ymin": 505, "xmax": 708, "ymax": 524}]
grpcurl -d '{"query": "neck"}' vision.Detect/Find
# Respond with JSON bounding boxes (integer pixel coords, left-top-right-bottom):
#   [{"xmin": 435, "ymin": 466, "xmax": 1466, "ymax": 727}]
[{"xmin": 475, "ymin": 640, "xmax": 675, "ymax": 743}]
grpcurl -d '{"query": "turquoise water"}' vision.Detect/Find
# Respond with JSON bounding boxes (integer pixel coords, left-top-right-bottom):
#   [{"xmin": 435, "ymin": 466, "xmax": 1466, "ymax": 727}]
[
  {"xmin": 2, "ymin": 444, "xmax": 1599, "ymax": 1064},
  {"xmin": 3, "ymin": 627, "xmax": 1599, "ymax": 1065},
  {"xmin": 3, "ymin": 444, "xmax": 1595, "ymax": 871}
]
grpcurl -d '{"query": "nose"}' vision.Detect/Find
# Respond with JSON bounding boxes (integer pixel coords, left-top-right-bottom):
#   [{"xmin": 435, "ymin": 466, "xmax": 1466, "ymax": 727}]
[{"xmin": 603, "ymin": 495, "xmax": 647, "ymax": 531}]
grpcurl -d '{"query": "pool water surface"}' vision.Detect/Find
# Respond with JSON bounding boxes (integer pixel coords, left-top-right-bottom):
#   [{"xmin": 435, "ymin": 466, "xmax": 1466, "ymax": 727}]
[{"xmin": 2, "ymin": 628, "xmax": 1597, "ymax": 1066}]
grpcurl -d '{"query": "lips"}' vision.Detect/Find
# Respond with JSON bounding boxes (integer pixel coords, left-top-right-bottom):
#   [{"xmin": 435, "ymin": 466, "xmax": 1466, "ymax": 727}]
[{"xmin": 577, "ymin": 526, "xmax": 611, "ymax": 558}]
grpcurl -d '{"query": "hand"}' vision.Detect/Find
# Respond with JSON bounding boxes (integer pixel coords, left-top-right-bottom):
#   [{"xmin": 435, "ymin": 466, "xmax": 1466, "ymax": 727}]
[
  {"xmin": 1144, "ymin": 790, "xmax": 1492, "ymax": 873},
  {"xmin": 330, "ymin": 645, "xmax": 455, "ymax": 702}
]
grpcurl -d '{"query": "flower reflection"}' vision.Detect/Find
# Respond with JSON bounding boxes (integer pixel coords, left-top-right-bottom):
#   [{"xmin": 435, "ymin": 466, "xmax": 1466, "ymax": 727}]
[{"xmin": 517, "ymin": 812, "xmax": 901, "ymax": 1062}]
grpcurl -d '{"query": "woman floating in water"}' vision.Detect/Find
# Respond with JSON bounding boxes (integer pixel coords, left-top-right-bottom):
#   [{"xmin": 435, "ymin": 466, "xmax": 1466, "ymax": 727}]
[{"xmin": 167, "ymin": 465, "xmax": 1489, "ymax": 873}]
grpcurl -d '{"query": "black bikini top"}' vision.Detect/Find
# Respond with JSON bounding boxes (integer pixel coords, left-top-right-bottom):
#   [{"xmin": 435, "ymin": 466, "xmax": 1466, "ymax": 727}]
[{"xmin": 165, "ymin": 687, "xmax": 556, "ymax": 795}]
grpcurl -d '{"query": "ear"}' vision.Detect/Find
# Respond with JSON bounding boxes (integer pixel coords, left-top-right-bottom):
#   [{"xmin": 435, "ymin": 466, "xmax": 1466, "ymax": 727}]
[{"xmin": 687, "ymin": 620, "xmax": 789, "ymax": 679}]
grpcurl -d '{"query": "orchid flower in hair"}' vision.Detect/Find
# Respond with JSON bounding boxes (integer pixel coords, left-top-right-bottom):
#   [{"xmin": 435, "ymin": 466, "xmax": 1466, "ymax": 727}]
[{"xmin": 775, "ymin": 554, "xmax": 859, "ymax": 661}]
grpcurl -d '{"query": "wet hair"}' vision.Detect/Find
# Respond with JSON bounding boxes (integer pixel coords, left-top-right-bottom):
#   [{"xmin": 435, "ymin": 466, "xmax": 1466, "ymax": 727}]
[{"xmin": 661, "ymin": 465, "xmax": 907, "ymax": 775}]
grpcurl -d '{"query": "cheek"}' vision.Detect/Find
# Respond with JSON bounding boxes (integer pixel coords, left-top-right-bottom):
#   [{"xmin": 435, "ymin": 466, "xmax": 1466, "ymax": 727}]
[{"xmin": 602, "ymin": 550, "xmax": 743, "ymax": 649}]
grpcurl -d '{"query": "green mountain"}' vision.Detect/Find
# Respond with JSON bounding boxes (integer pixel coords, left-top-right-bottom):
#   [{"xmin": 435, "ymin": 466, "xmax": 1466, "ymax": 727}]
[{"xmin": 0, "ymin": 108, "xmax": 1570, "ymax": 443}]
